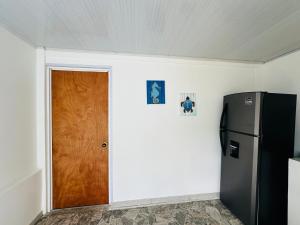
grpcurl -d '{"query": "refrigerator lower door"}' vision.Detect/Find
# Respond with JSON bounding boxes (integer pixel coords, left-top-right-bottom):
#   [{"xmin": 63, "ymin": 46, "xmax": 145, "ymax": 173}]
[{"xmin": 220, "ymin": 131, "xmax": 260, "ymax": 225}]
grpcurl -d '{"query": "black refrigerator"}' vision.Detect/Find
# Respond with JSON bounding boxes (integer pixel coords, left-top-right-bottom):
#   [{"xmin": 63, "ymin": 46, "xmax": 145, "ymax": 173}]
[{"xmin": 219, "ymin": 92, "xmax": 297, "ymax": 225}]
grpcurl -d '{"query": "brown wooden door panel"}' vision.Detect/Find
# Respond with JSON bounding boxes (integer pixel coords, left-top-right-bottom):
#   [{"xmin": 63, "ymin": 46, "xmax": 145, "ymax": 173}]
[{"xmin": 52, "ymin": 70, "xmax": 108, "ymax": 209}]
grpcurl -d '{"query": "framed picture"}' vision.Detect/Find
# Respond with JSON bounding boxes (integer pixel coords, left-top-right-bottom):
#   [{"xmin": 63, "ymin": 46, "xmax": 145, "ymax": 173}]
[
  {"xmin": 180, "ymin": 93, "xmax": 196, "ymax": 116},
  {"xmin": 147, "ymin": 80, "xmax": 165, "ymax": 104}
]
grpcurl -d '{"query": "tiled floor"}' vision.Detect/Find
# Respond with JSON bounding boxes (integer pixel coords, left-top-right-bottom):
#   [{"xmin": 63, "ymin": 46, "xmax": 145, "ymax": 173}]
[{"xmin": 36, "ymin": 200, "xmax": 243, "ymax": 225}]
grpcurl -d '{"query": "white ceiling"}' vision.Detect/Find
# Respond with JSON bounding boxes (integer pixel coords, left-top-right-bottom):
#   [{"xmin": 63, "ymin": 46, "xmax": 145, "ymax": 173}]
[{"xmin": 1, "ymin": 0, "xmax": 300, "ymax": 63}]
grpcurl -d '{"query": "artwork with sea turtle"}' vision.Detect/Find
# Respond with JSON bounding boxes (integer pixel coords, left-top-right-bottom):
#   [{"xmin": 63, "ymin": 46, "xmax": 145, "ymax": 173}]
[
  {"xmin": 180, "ymin": 93, "xmax": 196, "ymax": 116},
  {"xmin": 147, "ymin": 80, "xmax": 165, "ymax": 104}
]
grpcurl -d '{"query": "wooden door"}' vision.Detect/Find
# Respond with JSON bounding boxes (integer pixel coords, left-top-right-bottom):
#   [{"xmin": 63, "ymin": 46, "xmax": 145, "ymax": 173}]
[{"xmin": 52, "ymin": 70, "xmax": 108, "ymax": 209}]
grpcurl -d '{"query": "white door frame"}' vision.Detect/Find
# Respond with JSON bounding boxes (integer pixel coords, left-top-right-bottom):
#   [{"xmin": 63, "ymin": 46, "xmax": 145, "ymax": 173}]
[{"xmin": 45, "ymin": 64, "xmax": 113, "ymax": 212}]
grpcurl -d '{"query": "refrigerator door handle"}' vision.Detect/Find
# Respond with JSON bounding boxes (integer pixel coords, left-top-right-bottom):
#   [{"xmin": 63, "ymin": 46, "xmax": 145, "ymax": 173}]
[
  {"xmin": 220, "ymin": 103, "xmax": 228, "ymax": 156},
  {"xmin": 220, "ymin": 103, "xmax": 228, "ymax": 130},
  {"xmin": 220, "ymin": 130, "xmax": 226, "ymax": 156}
]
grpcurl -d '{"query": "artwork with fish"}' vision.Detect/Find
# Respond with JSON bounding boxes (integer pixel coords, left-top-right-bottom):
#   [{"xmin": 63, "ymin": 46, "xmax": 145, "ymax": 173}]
[{"xmin": 147, "ymin": 80, "xmax": 165, "ymax": 104}]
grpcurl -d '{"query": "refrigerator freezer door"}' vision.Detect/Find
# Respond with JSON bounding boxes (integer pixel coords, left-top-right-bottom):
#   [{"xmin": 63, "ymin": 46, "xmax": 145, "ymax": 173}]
[
  {"xmin": 220, "ymin": 131, "xmax": 259, "ymax": 225},
  {"xmin": 224, "ymin": 92, "xmax": 262, "ymax": 136}
]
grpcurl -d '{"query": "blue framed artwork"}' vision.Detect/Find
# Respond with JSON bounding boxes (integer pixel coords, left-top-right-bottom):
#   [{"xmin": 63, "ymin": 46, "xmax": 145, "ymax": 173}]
[{"xmin": 147, "ymin": 80, "xmax": 165, "ymax": 104}]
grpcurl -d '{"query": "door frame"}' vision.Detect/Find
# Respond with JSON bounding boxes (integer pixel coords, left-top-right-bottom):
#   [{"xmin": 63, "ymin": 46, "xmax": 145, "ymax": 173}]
[{"xmin": 45, "ymin": 64, "xmax": 113, "ymax": 212}]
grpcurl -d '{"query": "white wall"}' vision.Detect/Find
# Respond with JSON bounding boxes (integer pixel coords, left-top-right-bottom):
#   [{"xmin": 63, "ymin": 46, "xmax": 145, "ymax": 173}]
[
  {"xmin": 0, "ymin": 171, "xmax": 42, "ymax": 225},
  {"xmin": 288, "ymin": 158, "xmax": 300, "ymax": 225},
  {"xmin": 0, "ymin": 26, "xmax": 41, "ymax": 225},
  {"xmin": 43, "ymin": 50, "xmax": 259, "ymax": 203},
  {"xmin": 255, "ymin": 51, "xmax": 300, "ymax": 155}
]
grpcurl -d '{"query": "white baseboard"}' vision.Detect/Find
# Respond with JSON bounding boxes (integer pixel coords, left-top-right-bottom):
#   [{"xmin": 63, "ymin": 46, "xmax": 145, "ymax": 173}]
[{"xmin": 109, "ymin": 192, "xmax": 220, "ymax": 210}]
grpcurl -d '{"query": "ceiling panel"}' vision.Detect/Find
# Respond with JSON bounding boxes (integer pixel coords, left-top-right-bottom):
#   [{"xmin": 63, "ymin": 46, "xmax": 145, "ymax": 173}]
[{"xmin": 0, "ymin": 0, "xmax": 300, "ymax": 62}]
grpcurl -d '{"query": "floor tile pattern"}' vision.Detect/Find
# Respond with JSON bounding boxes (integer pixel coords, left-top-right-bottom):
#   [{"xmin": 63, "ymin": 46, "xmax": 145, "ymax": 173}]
[{"xmin": 36, "ymin": 200, "xmax": 243, "ymax": 225}]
